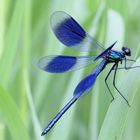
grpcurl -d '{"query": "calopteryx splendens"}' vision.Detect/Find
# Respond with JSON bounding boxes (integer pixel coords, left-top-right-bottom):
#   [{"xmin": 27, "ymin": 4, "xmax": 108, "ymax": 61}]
[{"xmin": 38, "ymin": 11, "xmax": 140, "ymax": 136}]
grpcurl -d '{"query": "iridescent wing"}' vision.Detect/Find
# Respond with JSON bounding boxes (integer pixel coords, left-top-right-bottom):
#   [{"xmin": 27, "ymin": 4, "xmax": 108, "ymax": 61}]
[
  {"xmin": 50, "ymin": 11, "xmax": 105, "ymax": 53},
  {"xmin": 74, "ymin": 73, "xmax": 97, "ymax": 96},
  {"xmin": 38, "ymin": 55, "xmax": 96, "ymax": 73},
  {"xmin": 74, "ymin": 59, "xmax": 106, "ymax": 96}
]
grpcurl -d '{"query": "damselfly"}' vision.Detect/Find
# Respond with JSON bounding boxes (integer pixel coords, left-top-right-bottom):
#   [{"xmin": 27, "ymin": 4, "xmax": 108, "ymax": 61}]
[{"xmin": 38, "ymin": 11, "xmax": 140, "ymax": 136}]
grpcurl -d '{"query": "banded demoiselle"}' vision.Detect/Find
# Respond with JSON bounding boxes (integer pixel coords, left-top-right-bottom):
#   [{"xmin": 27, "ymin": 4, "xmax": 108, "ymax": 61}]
[{"xmin": 38, "ymin": 11, "xmax": 139, "ymax": 136}]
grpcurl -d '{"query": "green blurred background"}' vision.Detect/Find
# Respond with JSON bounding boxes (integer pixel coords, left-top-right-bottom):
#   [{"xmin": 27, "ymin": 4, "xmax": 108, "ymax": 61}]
[{"xmin": 0, "ymin": 0, "xmax": 140, "ymax": 140}]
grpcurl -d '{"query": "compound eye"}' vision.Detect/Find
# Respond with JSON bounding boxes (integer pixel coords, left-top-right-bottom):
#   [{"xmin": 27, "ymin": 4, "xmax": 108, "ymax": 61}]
[
  {"xmin": 126, "ymin": 48, "xmax": 131, "ymax": 56},
  {"xmin": 122, "ymin": 47, "xmax": 131, "ymax": 56}
]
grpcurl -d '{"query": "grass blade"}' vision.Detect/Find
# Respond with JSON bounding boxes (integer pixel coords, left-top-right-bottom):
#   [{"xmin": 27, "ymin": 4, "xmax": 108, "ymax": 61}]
[
  {"xmin": 98, "ymin": 58, "xmax": 140, "ymax": 140},
  {"xmin": 0, "ymin": 85, "xmax": 31, "ymax": 140}
]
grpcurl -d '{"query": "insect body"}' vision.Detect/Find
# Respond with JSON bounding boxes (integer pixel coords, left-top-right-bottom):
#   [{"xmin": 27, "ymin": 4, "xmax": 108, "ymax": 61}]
[{"xmin": 38, "ymin": 11, "xmax": 139, "ymax": 136}]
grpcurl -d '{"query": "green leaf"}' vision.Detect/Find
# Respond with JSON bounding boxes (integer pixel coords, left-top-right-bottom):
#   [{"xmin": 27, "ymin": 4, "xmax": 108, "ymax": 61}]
[
  {"xmin": 98, "ymin": 58, "xmax": 140, "ymax": 140},
  {"xmin": 0, "ymin": 0, "xmax": 24, "ymax": 85},
  {"xmin": 0, "ymin": 85, "xmax": 31, "ymax": 140}
]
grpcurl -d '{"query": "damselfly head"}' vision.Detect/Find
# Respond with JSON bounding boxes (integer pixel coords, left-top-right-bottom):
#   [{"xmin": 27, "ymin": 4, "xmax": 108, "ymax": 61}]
[{"xmin": 122, "ymin": 47, "xmax": 131, "ymax": 56}]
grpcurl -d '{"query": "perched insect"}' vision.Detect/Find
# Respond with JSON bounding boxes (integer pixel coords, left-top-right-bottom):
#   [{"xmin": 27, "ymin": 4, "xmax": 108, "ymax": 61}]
[{"xmin": 38, "ymin": 11, "xmax": 140, "ymax": 136}]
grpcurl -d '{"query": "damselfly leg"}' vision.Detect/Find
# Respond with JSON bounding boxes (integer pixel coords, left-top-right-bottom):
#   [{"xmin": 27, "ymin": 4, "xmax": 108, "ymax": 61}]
[{"xmin": 113, "ymin": 63, "xmax": 131, "ymax": 107}]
